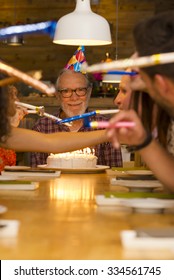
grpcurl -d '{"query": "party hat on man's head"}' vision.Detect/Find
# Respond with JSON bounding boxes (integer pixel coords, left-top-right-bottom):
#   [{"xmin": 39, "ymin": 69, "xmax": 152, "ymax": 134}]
[{"xmin": 64, "ymin": 46, "xmax": 86, "ymax": 72}]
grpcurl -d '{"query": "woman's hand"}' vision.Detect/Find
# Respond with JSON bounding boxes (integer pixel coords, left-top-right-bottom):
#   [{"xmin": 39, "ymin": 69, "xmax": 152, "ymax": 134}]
[{"xmin": 106, "ymin": 109, "xmax": 147, "ymax": 149}]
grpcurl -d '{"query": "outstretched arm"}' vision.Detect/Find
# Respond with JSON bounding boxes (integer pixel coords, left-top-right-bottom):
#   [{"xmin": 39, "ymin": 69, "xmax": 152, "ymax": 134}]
[{"xmin": 1, "ymin": 127, "xmax": 108, "ymax": 154}]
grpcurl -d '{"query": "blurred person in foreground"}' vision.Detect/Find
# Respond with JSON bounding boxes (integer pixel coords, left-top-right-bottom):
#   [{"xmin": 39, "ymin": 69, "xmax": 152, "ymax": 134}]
[
  {"xmin": 107, "ymin": 11, "xmax": 174, "ymax": 191},
  {"xmin": 30, "ymin": 69, "xmax": 122, "ymax": 168}
]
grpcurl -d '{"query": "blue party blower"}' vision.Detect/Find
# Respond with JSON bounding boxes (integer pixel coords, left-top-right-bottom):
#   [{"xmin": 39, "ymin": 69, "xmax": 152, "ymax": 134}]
[{"xmin": 57, "ymin": 109, "xmax": 119, "ymax": 124}]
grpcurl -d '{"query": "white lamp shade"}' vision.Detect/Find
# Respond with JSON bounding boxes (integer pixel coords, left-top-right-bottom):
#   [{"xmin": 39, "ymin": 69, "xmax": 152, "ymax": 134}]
[
  {"xmin": 5, "ymin": 35, "xmax": 24, "ymax": 46},
  {"xmin": 102, "ymin": 73, "xmax": 122, "ymax": 83},
  {"xmin": 53, "ymin": 0, "xmax": 112, "ymax": 46}
]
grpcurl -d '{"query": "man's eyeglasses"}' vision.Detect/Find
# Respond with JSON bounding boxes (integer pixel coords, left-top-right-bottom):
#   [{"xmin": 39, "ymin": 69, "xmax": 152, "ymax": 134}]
[{"xmin": 57, "ymin": 87, "xmax": 89, "ymax": 98}]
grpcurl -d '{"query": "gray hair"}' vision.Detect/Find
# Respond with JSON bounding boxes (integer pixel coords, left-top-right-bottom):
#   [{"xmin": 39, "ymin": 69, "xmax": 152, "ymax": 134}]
[{"xmin": 56, "ymin": 69, "xmax": 93, "ymax": 89}]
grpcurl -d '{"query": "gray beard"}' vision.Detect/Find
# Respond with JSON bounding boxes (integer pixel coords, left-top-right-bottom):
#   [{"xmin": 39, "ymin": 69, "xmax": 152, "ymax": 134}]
[{"xmin": 61, "ymin": 103, "xmax": 88, "ymax": 118}]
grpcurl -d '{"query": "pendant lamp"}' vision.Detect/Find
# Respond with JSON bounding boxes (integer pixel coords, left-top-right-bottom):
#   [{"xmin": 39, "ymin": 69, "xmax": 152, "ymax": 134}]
[
  {"xmin": 102, "ymin": 52, "xmax": 122, "ymax": 83},
  {"xmin": 53, "ymin": 0, "xmax": 112, "ymax": 46},
  {"xmin": 5, "ymin": 34, "xmax": 24, "ymax": 46},
  {"xmin": 6, "ymin": 0, "xmax": 24, "ymax": 46},
  {"xmin": 102, "ymin": 72, "xmax": 122, "ymax": 83}
]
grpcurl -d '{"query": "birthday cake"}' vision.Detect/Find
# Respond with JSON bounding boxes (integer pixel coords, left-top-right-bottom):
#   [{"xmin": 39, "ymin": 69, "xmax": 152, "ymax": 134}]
[{"xmin": 46, "ymin": 148, "xmax": 97, "ymax": 169}]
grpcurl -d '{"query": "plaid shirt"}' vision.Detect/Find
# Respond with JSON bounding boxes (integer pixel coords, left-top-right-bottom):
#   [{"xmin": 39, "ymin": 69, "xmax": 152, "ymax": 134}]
[{"xmin": 30, "ymin": 108, "xmax": 123, "ymax": 168}]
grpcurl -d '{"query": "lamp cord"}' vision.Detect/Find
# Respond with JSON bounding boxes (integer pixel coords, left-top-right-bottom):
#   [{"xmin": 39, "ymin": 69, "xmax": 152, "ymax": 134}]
[
  {"xmin": 115, "ymin": 0, "xmax": 119, "ymax": 60},
  {"xmin": 14, "ymin": 0, "xmax": 17, "ymax": 24}
]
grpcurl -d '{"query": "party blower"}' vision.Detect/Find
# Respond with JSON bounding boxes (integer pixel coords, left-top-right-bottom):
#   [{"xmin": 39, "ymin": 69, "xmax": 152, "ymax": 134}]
[
  {"xmin": 85, "ymin": 120, "xmax": 135, "ymax": 129},
  {"xmin": 0, "ymin": 21, "xmax": 56, "ymax": 40},
  {"xmin": 15, "ymin": 101, "xmax": 71, "ymax": 127},
  {"xmin": 57, "ymin": 109, "xmax": 120, "ymax": 124}
]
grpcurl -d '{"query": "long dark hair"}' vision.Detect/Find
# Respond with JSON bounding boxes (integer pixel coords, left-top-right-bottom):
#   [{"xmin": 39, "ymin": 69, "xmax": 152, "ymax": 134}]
[{"xmin": 130, "ymin": 91, "xmax": 170, "ymax": 147}]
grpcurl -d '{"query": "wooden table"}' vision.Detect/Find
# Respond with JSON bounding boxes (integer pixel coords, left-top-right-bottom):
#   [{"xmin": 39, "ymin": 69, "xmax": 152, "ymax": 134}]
[{"xmin": 0, "ymin": 172, "xmax": 174, "ymax": 260}]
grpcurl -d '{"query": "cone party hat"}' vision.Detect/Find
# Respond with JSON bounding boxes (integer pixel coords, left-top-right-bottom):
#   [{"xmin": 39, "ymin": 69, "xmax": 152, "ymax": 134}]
[{"xmin": 64, "ymin": 46, "xmax": 86, "ymax": 72}]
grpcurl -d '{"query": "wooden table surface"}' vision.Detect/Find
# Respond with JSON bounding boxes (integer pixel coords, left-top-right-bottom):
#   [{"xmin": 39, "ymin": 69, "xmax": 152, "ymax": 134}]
[{"xmin": 0, "ymin": 172, "xmax": 174, "ymax": 260}]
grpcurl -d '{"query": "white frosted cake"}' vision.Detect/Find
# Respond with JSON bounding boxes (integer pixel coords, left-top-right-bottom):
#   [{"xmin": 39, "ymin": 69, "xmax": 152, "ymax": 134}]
[{"xmin": 46, "ymin": 148, "xmax": 97, "ymax": 169}]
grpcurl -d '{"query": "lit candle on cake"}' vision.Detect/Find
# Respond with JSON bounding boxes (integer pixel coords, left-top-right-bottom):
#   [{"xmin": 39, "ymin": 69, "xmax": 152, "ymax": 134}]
[{"xmin": 47, "ymin": 148, "xmax": 97, "ymax": 169}]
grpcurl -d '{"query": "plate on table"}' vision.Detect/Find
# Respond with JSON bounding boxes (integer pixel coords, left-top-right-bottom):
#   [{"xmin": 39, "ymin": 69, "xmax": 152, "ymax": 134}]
[
  {"xmin": 0, "ymin": 175, "xmax": 39, "ymax": 190},
  {"xmin": 37, "ymin": 165, "xmax": 110, "ymax": 174},
  {"xmin": 120, "ymin": 198, "xmax": 174, "ymax": 214},
  {"xmin": 0, "ymin": 219, "xmax": 20, "ymax": 237},
  {"xmin": 121, "ymin": 228, "xmax": 174, "ymax": 250},
  {"xmin": 0, "ymin": 180, "xmax": 39, "ymax": 190},
  {"xmin": 0, "ymin": 205, "xmax": 8, "ymax": 214},
  {"xmin": 95, "ymin": 195, "xmax": 124, "ymax": 207},
  {"xmin": 0, "ymin": 175, "xmax": 18, "ymax": 181},
  {"xmin": 110, "ymin": 178, "xmax": 163, "ymax": 193},
  {"xmin": 2, "ymin": 170, "xmax": 61, "ymax": 179},
  {"xmin": 4, "ymin": 166, "xmax": 31, "ymax": 171},
  {"xmin": 125, "ymin": 170, "xmax": 153, "ymax": 175}
]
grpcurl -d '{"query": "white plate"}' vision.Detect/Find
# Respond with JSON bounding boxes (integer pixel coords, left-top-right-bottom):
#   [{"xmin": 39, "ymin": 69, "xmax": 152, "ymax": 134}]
[
  {"xmin": 121, "ymin": 229, "xmax": 174, "ymax": 250},
  {"xmin": 0, "ymin": 205, "xmax": 8, "ymax": 214},
  {"xmin": 113, "ymin": 180, "xmax": 162, "ymax": 188},
  {"xmin": 1, "ymin": 170, "xmax": 61, "ymax": 178},
  {"xmin": 4, "ymin": 166, "xmax": 31, "ymax": 171},
  {"xmin": 0, "ymin": 181, "xmax": 39, "ymax": 190},
  {"xmin": 95, "ymin": 195, "xmax": 124, "ymax": 206},
  {"xmin": 125, "ymin": 170, "xmax": 153, "ymax": 175},
  {"xmin": 37, "ymin": 165, "xmax": 109, "ymax": 174},
  {"xmin": 0, "ymin": 219, "xmax": 20, "ymax": 237},
  {"xmin": 110, "ymin": 178, "xmax": 162, "ymax": 192},
  {"xmin": 120, "ymin": 198, "xmax": 174, "ymax": 214},
  {"xmin": 0, "ymin": 175, "xmax": 18, "ymax": 181}
]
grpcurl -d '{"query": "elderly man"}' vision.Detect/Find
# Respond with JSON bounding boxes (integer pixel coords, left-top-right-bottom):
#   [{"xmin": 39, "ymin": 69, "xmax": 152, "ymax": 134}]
[{"xmin": 30, "ymin": 69, "xmax": 122, "ymax": 167}]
